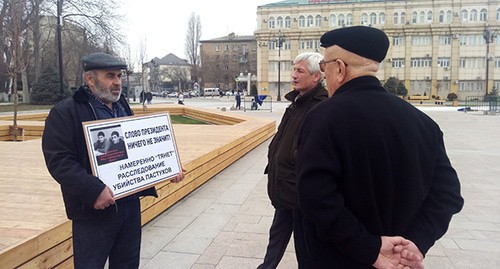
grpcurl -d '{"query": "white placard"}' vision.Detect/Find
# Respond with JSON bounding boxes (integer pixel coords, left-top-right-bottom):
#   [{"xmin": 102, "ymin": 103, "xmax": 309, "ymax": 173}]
[{"xmin": 83, "ymin": 113, "xmax": 182, "ymax": 199}]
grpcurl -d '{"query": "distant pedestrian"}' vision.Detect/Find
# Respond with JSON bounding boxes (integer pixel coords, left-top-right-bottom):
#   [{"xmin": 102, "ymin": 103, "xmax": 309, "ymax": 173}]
[
  {"xmin": 235, "ymin": 92, "xmax": 241, "ymax": 109},
  {"xmin": 146, "ymin": 92, "xmax": 153, "ymax": 104}
]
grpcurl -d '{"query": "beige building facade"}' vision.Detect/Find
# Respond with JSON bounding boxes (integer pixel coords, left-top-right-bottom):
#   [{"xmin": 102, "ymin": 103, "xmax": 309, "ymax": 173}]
[
  {"xmin": 200, "ymin": 33, "xmax": 258, "ymax": 92},
  {"xmin": 255, "ymin": 0, "xmax": 500, "ymax": 100}
]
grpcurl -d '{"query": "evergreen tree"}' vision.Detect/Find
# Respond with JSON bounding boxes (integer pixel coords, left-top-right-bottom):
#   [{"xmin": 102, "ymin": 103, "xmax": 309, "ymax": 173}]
[
  {"xmin": 31, "ymin": 66, "xmax": 70, "ymax": 105},
  {"xmin": 384, "ymin": 77, "xmax": 407, "ymax": 97}
]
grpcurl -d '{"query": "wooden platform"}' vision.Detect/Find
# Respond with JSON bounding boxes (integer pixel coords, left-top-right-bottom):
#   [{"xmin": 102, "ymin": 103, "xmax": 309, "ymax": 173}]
[{"xmin": 0, "ymin": 104, "xmax": 275, "ymax": 268}]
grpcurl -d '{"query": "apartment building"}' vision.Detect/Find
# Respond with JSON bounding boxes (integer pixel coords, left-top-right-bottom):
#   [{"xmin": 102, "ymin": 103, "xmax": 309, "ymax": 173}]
[
  {"xmin": 255, "ymin": 0, "xmax": 500, "ymax": 100},
  {"xmin": 200, "ymin": 33, "xmax": 257, "ymax": 92}
]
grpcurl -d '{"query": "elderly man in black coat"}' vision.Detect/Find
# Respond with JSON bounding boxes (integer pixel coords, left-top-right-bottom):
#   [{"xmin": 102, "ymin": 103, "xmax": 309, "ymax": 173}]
[{"xmin": 294, "ymin": 26, "xmax": 464, "ymax": 269}]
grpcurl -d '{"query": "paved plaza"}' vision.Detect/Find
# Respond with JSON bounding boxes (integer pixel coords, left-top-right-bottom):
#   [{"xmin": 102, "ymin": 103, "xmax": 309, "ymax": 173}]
[{"xmin": 138, "ymin": 97, "xmax": 500, "ymax": 269}]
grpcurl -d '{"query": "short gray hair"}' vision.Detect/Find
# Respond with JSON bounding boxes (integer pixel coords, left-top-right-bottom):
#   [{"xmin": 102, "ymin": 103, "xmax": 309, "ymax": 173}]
[{"xmin": 293, "ymin": 52, "xmax": 323, "ymax": 74}]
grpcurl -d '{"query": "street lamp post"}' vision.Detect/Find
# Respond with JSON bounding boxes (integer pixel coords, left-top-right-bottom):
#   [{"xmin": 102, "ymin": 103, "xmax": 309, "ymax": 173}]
[
  {"xmin": 483, "ymin": 26, "xmax": 497, "ymax": 97},
  {"xmin": 276, "ymin": 31, "xmax": 284, "ymax": 102}
]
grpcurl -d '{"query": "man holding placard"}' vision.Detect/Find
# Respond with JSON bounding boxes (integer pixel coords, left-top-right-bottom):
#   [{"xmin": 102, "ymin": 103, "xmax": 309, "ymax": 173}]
[{"xmin": 42, "ymin": 52, "xmax": 184, "ymax": 269}]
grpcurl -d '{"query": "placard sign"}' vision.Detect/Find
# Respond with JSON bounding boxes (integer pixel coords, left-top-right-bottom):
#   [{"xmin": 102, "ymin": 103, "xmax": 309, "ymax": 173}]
[{"xmin": 82, "ymin": 113, "xmax": 182, "ymax": 199}]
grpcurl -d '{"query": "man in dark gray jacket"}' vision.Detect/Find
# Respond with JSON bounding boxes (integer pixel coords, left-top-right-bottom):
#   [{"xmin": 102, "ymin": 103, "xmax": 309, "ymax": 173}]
[
  {"xmin": 259, "ymin": 52, "xmax": 328, "ymax": 268},
  {"xmin": 42, "ymin": 52, "xmax": 184, "ymax": 268}
]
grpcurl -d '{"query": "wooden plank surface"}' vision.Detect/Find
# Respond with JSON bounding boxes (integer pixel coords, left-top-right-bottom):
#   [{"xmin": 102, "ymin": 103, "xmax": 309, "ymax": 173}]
[{"xmin": 0, "ymin": 104, "xmax": 275, "ymax": 268}]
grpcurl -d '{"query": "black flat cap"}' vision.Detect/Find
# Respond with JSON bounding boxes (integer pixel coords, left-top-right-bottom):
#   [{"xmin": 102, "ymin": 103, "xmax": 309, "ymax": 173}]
[
  {"xmin": 320, "ymin": 26, "xmax": 389, "ymax": 63},
  {"xmin": 82, "ymin": 52, "xmax": 128, "ymax": 71}
]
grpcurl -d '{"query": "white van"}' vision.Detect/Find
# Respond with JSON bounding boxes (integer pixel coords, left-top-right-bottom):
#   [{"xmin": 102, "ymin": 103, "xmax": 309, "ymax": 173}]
[{"xmin": 202, "ymin": 88, "xmax": 220, "ymax": 96}]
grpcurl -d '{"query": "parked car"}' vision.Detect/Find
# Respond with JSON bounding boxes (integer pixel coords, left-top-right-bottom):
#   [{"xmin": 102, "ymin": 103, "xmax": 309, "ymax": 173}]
[{"xmin": 167, "ymin": 92, "xmax": 178, "ymax": 98}]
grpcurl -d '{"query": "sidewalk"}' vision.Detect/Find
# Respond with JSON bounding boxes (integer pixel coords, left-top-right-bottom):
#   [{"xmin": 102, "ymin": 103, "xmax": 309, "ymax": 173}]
[{"xmin": 139, "ymin": 101, "xmax": 500, "ymax": 269}]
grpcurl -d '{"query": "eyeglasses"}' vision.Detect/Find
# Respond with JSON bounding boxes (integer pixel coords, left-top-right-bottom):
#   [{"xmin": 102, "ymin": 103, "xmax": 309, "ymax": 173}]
[{"xmin": 319, "ymin": 58, "xmax": 348, "ymax": 72}]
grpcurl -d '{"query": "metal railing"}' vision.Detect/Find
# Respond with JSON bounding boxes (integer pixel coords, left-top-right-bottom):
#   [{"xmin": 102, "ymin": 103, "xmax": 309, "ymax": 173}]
[
  {"xmin": 464, "ymin": 96, "xmax": 499, "ymax": 113},
  {"xmin": 243, "ymin": 95, "xmax": 273, "ymax": 112}
]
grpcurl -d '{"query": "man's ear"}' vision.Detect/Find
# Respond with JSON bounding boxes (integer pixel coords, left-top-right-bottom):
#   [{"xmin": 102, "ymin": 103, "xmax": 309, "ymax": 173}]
[{"xmin": 85, "ymin": 73, "xmax": 94, "ymax": 88}]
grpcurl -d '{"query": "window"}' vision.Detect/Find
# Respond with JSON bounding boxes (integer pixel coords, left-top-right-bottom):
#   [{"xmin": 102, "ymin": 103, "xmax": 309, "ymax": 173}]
[
  {"xmin": 370, "ymin": 12, "xmax": 377, "ymax": 25},
  {"xmin": 393, "ymin": 36, "xmax": 405, "ymax": 46},
  {"xmin": 459, "ymin": 81, "xmax": 484, "ymax": 92},
  {"xmin": 439, "ymin": 10, "xmax": 445, "ymax": 23},
  {"xmin": 285, "ymin": 16, "xmax": 291, "ymax": 28},
  {"xmin": 268, "ymin": 17, "xmax": 275, "ymax": 29},
  {"xmin": 338, "ymin": 14, "xmax": 345, "ymax": 26},
  {"xmin": 461, "ymin": 10, "xmax": 468, "ymax": 22},
  {"xmin": 329, "ymin": 14, "xmax": 336, "ymax": 26},
  {"xmin": 277, "ymin": 16, "xmax": 283, "ymax": 28},
  {"xmin": 392, "ymin": 58, "xmax": 405, "ymax": 68},
  {"xmin": 315, "ymin": 15, "xmax": 322, "ymax": 27},
  {"xmin": 470, "ymin": 9, "xmax": 478, "ymax": 21},
  {"xmin": 412, "ymin": 36, "xmax": 432, "ymax": 46},
  {"xmin": 394, "ymin": 12, "xmax": 399, "ymax": 24},
  {"xmin": 299, "ymin": 16, "xmax": 305, "ymax": 27},
  {"xmin": 283, "ymin": 40, "xmax": 291, "ymax": 50},
  {"xmin": 437, "ymin": 57, "xmax": 450, "ymax": 68},
  {"xmin": 410, "ymin": 57, "xmax": 432, "ymax": 68},
  {"xmin": 346, "ymin": 14, "xmax": 353, "ymax": 26},
  {"xmin": 427, "ymin": 11, "xmax": 433, "ymax": 22},
  {"xmin": 401, "ymin": 12, "xmax": 406, "ymax": 24},
  {"xmin": 497, "ymin": 8, "xmax": 500, "ymax": 20},
  {"xmin": 361, "ymin": 13, "xmax": 368, "ymax": 25},
  {"xmin": 459, "ymin": 57, "xmax": 486, "ymax": 68},
  {"xmin": 419, "ymin": 11, "xmax": 425, "ymax": 23},
  {"xmin": 307, "ymin": 15, "xmax": 314, "ymax": 27},
  {"xmin": 379, "ymin": 12, "xmax": 386, "ymax": 24},
  {"xmin": 412, "ymin": 11, "xmax": 418, "ymax": 23},
  {"xmin": 480, "ymin": 9, "xmax": 487, "ymax": 21},
  {"xmin": 224, "ymin": 45, "xmax": 229, "ymax": 51},
  {"xmin": 215, "ymin": 45, "xmax": 220, "ymax": 52},
  {"xmin": 494, "ymin": 57, "xmax": 500, "ymax": 68},
  {"xmin": 446, "ymin": 11, "xmax": 452, "ymax": 22},
  {"xmin": 233, "ymin": 44, "xmax": 238, "ymax": 51},
  {"xmin": 440, "ymin": 35, "xmax": 451, "ymax": 45}
]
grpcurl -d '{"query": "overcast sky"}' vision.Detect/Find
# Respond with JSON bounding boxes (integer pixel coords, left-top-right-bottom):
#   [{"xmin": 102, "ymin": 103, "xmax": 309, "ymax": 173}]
[{"xmin": 120, "ymin": 0, "xmax": 277, "ymax": 68}]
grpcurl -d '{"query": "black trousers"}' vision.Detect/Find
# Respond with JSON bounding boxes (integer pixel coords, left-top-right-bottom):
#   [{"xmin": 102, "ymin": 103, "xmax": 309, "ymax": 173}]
[{"xmin": 258, "ymin": 208, "xmax": 294, "ymax": 269}]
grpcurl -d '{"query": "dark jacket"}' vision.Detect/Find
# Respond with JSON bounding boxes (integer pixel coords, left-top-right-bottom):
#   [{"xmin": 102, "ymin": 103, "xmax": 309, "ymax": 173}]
[
  {"xmin": 294, "ymin": 76, "xmax": 464, "ymax": 268},
  {"xmin": 266, "ymin": 84, "xmax": 328, "ymax": 210},
  {"xmin": 42, "ymin": 86, "xmax": 157, "ymax": 221}
]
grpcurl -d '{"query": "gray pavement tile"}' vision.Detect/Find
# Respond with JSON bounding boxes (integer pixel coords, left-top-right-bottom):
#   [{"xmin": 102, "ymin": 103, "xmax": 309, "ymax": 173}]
[
  {"xmin": 140, "ymin": 226, "xmax": 183, "ymax": 258},
  {"xmin": 141, "ymin": 251, "xmax": 199, "ymax": 269}
]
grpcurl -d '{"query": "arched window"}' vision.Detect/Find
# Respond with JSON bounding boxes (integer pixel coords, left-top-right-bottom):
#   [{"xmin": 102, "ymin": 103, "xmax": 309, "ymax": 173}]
[
  {"xmin": 315, "ymin": 15, "xmax": 322, "ymax": 27},
  {"xmin": 427, "ymin": 11, "xmax": 433, "ymax": 22},
  {"xmin": 480, "ymin": 9, "xmax": 487, "ymax": 21},
  {"xmin": 470, "ymin": 9, "xmax": 478, "ymax": 21},
  {"xmin": 439, "ymin": 10, "xmax": 445, "ymax": 23},
  {"xmin": 446, "ymin": 10, "xmax": 452, "ymax": 22},
  {"xmin": 401, "ymin": 12, "xmax": 406, "ymax": 24},
  {"xmin": 338, "ymin": 14, "xmax": 345, "ymax": 26},
  {"xmin": 370, "ymin": 12, "xmax": 377, "ymax": 25},
  {"xmin": 497, "ymin": 8, "xmax": 500, "ymax": 20},
  {"xmin": 346, "ymin": 14, "xmax": 353, "ymax": 26},
  {"xmin": 419, "ymin": 11, "xmax": 425, "ymax": 23},
  {"xmin": 361, "ymin": 13, "xmax": 368, "ymax": 25},
  {"xmin": 307, "ymin": 15, "xmax": 314, "ymax": 27},
  {"xmin": 461, "ymin": 10, "xmax": 468, "ymax": 22},
  {"xmin": 299, "ymin": 15, "xmax": 305, "ymax": 27},
  {"xmin": 268, "ymin": 17, "xmax": 275, "ymax": 29},
  {"xmin": 285, "ymin": 16, "xmax": 291, "ymax": 28},
  {"xmin": 277, "ymin": 17, "xmax": 283, "ymax": 28},
  {"xmin": 379, "ymin": 12, "xmax": 385, "ymax": 24},
  {"xmin": 394, "ymin": 12, "xmax": 399, "ymax": 24},
  {"xmin": 412, "ymin": 11, "xmax": 418, "ymax": 23},
  {"xmin": 329, "ymin": 14, "xmax": 336, "ymax": 27}
]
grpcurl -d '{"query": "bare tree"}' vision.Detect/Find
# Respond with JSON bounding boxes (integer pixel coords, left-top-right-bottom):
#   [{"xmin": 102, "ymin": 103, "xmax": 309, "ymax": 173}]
[
  {"xmin": 137, "ymin": 36, "xmax": 147, "ymax": 93},
  {"xmin": 185, "ymin": 12, "xmax": 201, "ymax": 87}
]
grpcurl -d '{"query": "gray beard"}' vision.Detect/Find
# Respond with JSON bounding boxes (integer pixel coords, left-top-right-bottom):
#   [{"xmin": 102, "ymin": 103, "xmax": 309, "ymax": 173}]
[{"xmin": 92, "ymin": 80, "xmax": 121, "ymax": 103}]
